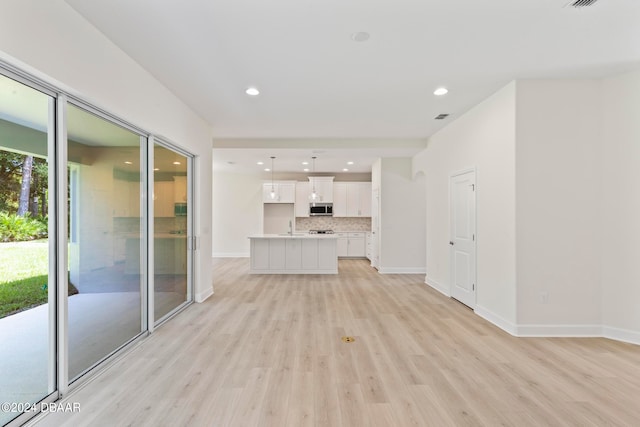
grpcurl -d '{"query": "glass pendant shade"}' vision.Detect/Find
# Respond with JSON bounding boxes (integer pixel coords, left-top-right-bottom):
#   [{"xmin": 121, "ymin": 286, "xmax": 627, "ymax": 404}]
[{"xmin": 269, "ymin": 156, "xmax": 276, "ymax": 199}]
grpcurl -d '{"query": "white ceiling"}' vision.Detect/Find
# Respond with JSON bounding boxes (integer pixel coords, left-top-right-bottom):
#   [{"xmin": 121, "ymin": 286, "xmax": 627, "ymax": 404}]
[
  {"xmin": 65, "ymin": 0, "xmax": 640, "ymax": 172},
  {"xmin": 212, "ymin": 139, "xmax": 426, "ymax": 173}
]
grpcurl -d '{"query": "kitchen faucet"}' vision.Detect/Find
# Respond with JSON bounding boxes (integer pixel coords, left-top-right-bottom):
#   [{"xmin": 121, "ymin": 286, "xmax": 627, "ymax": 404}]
[{"xmin": 288, "ymin": 220, "xmax": 293, "ymax": 235}]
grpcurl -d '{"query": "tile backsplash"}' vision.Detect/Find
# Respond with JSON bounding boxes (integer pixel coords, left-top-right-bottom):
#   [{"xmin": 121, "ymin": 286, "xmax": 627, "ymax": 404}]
[{"xmin": 295, "ymin": 217, "xmax": 371, "ymax": 232}]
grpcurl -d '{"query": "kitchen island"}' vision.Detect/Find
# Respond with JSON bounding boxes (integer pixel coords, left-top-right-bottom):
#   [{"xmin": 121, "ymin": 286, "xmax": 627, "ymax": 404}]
[{"xmin": 248, "ymin": 234, "xmax": 338, "ymax": 274}]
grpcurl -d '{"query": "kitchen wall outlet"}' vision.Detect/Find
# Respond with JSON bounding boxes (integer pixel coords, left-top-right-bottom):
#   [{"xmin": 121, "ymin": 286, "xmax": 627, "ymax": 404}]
[{"xmin": 539, "ymin": 291, "xmax": 549, "ymax": 304}]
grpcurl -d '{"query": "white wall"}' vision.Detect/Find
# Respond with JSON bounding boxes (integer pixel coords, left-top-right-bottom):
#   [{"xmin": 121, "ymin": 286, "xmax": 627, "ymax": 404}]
[
  {"xmin": 515, "ymin": 80, "xmax": 603, "ymax": 330},
  {"xmin": 601, "ymin": 70, "xmax": 640, "ymax": 341},
  {"xmin": 263, "ymin": 204, "xmax": 294, "ymax": 234},
  {"xmin": 212, "ymin": 170, "xmax": 263, "ymax": 257},
  {"xmin": 416, "ymin": 82, "xmax": 517, "ymax": 326},
  {"xmin": 0, "ymin": 0, "xmax": 214, "ymax": 301},
  {"xmin": 378, "ymin": 158, "xmax": 426, "ymax": 273},
  {"xmin": 416, "ymin": 75, "xmax": 640, "ymax": 343}
]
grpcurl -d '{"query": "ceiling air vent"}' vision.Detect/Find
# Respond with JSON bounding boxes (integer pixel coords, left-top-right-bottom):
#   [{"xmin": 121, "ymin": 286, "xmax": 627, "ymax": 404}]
[
  {"xmin": 568, "ymin": 0, "xmax": 599, "ymax": 7},
  {"xmin": 435, "ymin": 114, "xmax": 449, "ymax": 120}
]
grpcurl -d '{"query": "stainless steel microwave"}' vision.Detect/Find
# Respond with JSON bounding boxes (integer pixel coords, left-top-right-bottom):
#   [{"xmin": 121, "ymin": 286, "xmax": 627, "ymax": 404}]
[{"xmin": 309, "ymin": 202, "xmax": 333, "ymax": 216}]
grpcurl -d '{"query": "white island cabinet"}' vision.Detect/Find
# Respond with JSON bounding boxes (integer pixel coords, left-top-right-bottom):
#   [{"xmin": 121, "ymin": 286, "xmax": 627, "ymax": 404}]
[{"xmin": 249, "ymin": 234, "xmax": 338, "ymax": 274}]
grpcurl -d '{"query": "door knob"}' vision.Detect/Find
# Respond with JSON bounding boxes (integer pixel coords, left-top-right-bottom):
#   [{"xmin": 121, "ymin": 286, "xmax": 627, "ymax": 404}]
[{"xmin": 449, "ymin": 241, "xmax": 454, "ymax": 245}]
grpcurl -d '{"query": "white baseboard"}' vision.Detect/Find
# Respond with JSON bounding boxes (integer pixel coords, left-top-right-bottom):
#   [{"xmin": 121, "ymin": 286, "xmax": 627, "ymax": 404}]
[
  {"xmin": 472, "ymin": 309, "xmax": 640, "ymax": 345},
  {"xmin": 195, "ymin": 287, "xmax": 214, "ymax": 303},
  {"xmin": 378, "ymin": 267, "xmax": 426, "ymax": 274},
  {"xmin": 516, "ymin": 324, "xmax": 602, "ymax": 337},
  {"xmin": 474, "ymin": 305, "xmax": 518, "ymax": 335},
  {"xmin": 603, "ymin": 326, "xmax": 640, "ymax": 346},
  {"xmin": 424, "ymin": 276, "xmax": 450, "ymax": 297},
  {"xmin": 212, "ymin": 252, "xmax": 249, "ymax": 258}
]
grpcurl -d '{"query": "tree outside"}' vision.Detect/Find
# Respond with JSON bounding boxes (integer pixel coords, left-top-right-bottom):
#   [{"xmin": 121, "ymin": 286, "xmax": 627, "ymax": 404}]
[
  {"xmin": 0, "ymin": 150, "xmax": 48, "ymax": 221},
  {"xmin": 0, "ymin": 148, "xmax": 51, "ymax": 318}
]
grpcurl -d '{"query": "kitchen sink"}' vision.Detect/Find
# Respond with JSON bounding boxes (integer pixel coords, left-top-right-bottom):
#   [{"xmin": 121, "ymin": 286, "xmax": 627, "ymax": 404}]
[{"xmin": 277, "ymin": 233, "xmax": 306, "ymax": 236}]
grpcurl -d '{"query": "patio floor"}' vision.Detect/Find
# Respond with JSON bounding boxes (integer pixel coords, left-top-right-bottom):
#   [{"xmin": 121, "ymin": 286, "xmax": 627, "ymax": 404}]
[{"xmin": 0, "ymin": 289, "xmax": 185, "ymax": 426}]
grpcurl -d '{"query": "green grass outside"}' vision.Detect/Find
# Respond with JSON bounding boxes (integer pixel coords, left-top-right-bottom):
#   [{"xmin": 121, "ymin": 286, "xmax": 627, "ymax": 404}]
[
  {"xmin": 0, "ymin": 240, "xmax": 48, "ymax": 282},
  {"xmin": 0, "ymin": 274, "xmax": 49, "ymax": 317},
  {"xmin": 0, "ymin": 275, "xmax": 79, "ymax": 318},
  {"xmin": 0, "ymin": 240, "xmax": 78, "ymax": 318}
]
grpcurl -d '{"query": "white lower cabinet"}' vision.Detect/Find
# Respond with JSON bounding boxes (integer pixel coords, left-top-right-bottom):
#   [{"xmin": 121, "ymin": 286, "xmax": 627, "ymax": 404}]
[
  {"xmin": 318, "ymin": 239, "xmax": 337, "ymax": 269},
  {"xmin": 336, "ymin": 232, "xmax": 366, "ymax": 258},
  {"xmin": 269, "ymin": 239, "xmax": 286, "ymax": 269},
  {"xmin": 249, "ymin": 236, "xmax": 338, "ymax": 274},
  {"xmin": 337, "ymin": 233, "xmax": 349, "ymax": 257},
  {"xmin": 349, "ymin": 235, "xmax": 365, "ymax": 257},
  {"xmin": 251, "ymin": 239, "xmax": 270, "ymax": 270},
  {"xmin": 285, "ymin": 239, "xmax": 302, "ymax": 270},
  {"xmin": 301, "ymin": 239, "xmax": 318, "ymax": 269}
]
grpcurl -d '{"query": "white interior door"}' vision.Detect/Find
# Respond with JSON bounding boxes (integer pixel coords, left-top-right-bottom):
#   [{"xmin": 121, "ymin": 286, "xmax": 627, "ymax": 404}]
[{"xmin": 450, "ymin": 169, "xmax": 476, "ymax": 308}]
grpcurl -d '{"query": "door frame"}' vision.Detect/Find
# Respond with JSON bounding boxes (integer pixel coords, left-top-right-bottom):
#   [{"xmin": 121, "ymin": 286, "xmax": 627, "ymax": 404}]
[
  {"xmin": 449, "ymin": 167, "xmax": 477, "ymax": 309},
  {"xmin": 148, "ymin": 137, "xmax": 195, "ymax": 329}
]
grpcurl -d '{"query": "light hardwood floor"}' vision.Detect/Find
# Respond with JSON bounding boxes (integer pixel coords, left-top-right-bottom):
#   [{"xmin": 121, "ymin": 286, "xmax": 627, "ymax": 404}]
[{"xmin": 38, "ymin": 258, "xmax": 640, "ymax": 426}]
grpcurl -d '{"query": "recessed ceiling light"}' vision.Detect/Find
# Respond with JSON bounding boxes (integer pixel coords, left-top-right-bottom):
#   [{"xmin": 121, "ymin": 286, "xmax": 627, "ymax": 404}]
[
  {"xmin": 303, "ymin": 168, "xmax": 309, "ymax": 172},
  {"xmin": 245, "ymin": 87, "xmax": 260, "ymax": 96},
  {"xmin": 343, "ymin": 168, "xmax": 349, "ymax": 172},
  {"xmin": 302, "ymin": 161, "xmax": 309, "ymax": 165},
  {"xmin": 257, "ymin": 161, "xmax": 264, "ymax": 165},
  {"xmin": 264, "ymin": 168, "xmax": 270, "ymax": 172},
  {"xmin": 154, "ymin": 168, "xmax": 160, "ymax": 171},
  {"xmin": 124, "ymin": 161, "xmax": 132, "ymax": 165},
  {"xmin": 351, "ymin": 32, "xmax": 370, "ymax": 42},
  {"xmin": 347, "ymin": 161, "xmax": 354, "ymax": 165},
  {"xmin": 173, "ymin": 161, "xmax": 181, "ymax": 165},
  {"xmin": 434, "ymin": 87, "xmax": 449, "ymax": 96}
]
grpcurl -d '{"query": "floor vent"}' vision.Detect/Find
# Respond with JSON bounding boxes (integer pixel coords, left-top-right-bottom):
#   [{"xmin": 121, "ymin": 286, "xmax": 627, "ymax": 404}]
[
  {"xmin": 435, "ymin": 113, "xmax": 450, "ymax": 120},
  {"xmin": 569, "ymin": 0, "xmax": 599, "ymax": 7}
]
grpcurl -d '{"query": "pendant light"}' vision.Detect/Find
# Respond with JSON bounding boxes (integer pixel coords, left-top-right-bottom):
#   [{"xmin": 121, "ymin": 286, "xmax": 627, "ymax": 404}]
[
  {"xmin": 310, "ymin": 156, "xmax": 318, "ymax": 201},
  {"xmin": 269, "ymin": 156, "xmax": 276, "ymax": 200}
]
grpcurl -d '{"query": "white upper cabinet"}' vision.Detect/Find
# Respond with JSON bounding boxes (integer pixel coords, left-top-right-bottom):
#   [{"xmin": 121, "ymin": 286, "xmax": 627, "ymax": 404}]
[
  {"xmin": 358, "ymin": 182, "xmax": 372, "ymax": 217},
  {"xmin": 154, "ymin": 181, "xmax": 174, "ymax": 217},
  {"xmin": 279, "ymin": 182, "xmax": 295, "ymax": 203},
  {"xmin": 333, "ymin": 183, "xmax": 348, "ymax": 217},
  {"xmin": 173, "ymin": 176, "xmax": 187, "ymax": 203},
  {"xmin": 308, "ymin": 176, "xmax": 334, "ymax": 202},
  {"xmin": 262, "ymin": 182, "xmax": 295, "ymax": 203},
  {"xmin": 295, "ymin": 181, "xmax": 310, "ymax": 217},
  {"xmin": 333, "ymin": 182, "xmax": 372, "ymax": 217}
]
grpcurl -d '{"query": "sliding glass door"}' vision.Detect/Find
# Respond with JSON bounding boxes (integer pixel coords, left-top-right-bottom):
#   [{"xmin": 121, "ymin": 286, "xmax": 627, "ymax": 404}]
[
  {"xmin": 152, "ymin": 142, "xmax": 192, "ymax": 324},
  {"xmin": 66, "ymin": 103, "xmax": 146, "ymax": 380},
  {"xmin": 0, "ymin": 64, "xmax": 195, "ymax": 425},
  {"xmin": 0, "ymin": 74, "xmax": 56, "ymax": 426}
]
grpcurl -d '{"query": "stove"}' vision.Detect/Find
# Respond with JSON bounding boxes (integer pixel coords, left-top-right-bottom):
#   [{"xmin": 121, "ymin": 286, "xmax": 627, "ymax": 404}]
[{"xmin": 308, "ymin": 229, "xmax": 334, "ymax": 234}]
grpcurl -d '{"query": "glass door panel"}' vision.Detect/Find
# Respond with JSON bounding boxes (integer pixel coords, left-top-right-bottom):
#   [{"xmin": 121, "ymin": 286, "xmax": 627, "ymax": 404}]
[
  {"xmin": 0, "ymin": 74, "xmax": 55, "ymax": 425},
  {"xmin": 66, "ymin": 104, "xmax": 145, "ymax": 380},
  {"xmin": 153, "ymin": 143, "xmax": 190, "ymax": 323}
]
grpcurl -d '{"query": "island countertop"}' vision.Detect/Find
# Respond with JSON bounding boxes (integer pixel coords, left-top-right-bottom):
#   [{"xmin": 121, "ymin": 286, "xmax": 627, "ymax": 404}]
[{"xmin": 248, "ymin": 233, "xmax": 338, "ymax": 239}]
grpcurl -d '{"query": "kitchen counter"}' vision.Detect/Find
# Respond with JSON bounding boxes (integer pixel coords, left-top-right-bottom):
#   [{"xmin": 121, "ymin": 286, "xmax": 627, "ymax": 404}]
[
  {"xmin": 248, "ymin": 233, "xmax": 338, "ymax": 239},
  {"xmin": 248, "ymin": 234, "xmax": 337, "ymax": 274}
]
